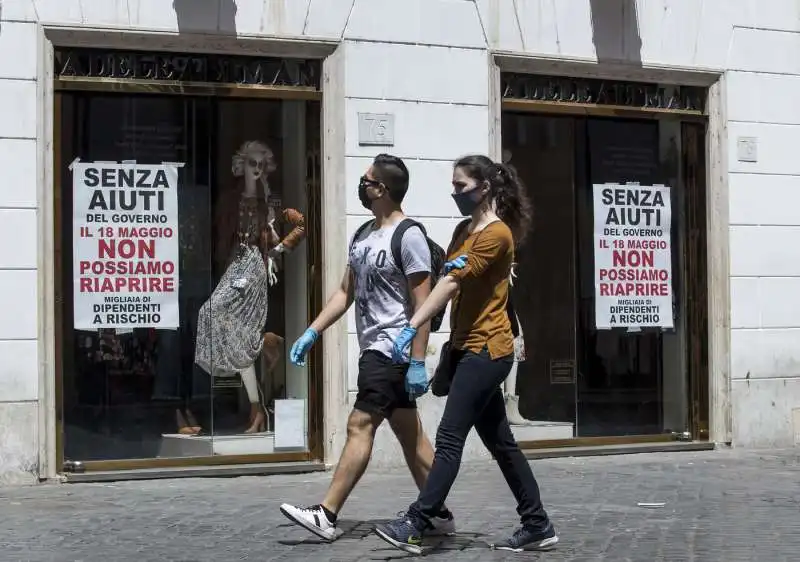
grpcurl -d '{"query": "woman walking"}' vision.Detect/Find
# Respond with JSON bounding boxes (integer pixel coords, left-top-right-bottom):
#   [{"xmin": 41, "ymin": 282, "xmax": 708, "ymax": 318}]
[{"xmin": 373, "ymin": 155, "xmax": 558, "ymax": 554}]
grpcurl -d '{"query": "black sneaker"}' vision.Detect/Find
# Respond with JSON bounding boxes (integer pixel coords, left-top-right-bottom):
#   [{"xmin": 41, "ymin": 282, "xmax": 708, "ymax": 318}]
[
  {"xmin": 374, "ymin": 515, "xmax": 425, "ymax": 555},
  {"xmin": 490, "ymin": 522, "xmax": 559, "ymax": 552}
]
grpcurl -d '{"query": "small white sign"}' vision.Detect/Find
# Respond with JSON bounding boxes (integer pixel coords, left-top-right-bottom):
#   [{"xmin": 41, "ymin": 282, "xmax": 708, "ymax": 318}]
[
  {"xmin": 737, "ymin": 136, "xmax": 758, "ymax": 163},
  {"xmin": 274, "ymin": 399, "xmax": 306, "ymax": 450},
  {"xmin": 358, "ymin": 112, "xmax": 395, "ymax": 146}
]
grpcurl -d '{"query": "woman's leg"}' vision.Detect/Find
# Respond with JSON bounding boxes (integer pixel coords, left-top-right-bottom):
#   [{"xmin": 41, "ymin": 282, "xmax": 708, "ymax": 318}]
[
  {"xmin": 240, "ymin": 363, "xmax": 260, "ymax": 403},
  {"xmin": 407, "ymin": 350, "xmax": 505, "ymax": 522},
  {"xmin": 473, "ymin": 385, "xmax": 550, "ymax": 530},
  {"xmin": 375, "ymin": 350, "xmax": 521, "ymax": 554}
]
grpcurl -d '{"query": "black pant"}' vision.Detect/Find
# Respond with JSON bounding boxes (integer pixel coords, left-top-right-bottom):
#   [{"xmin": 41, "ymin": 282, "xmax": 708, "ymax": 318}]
[
  {"xmin": 408, "ymin": 348, "xmax": 550, "ymax": 530},
  {"xmin": 354, "ymin": 351, "xmax": 416, "ymax": 418}
]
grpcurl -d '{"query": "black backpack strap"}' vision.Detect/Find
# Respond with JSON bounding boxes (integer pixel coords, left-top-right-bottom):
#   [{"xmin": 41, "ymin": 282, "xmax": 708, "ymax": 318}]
[
  {"xmin": 350, "ymin": 219, "xmax": 375, "ymax": 255},
  {"xmin": 507, "ymin": 289, "xmax": 520, "ymax": 337},
  {"xmin": 390, "ymin": 218, "xmax": 426, "ymax": 277}
]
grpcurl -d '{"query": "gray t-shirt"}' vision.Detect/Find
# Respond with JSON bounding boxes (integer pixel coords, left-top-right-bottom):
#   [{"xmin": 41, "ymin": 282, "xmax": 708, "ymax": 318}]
[{"xmin": 349, "ymin": 220, "xmax": 431, "ymax": 362}]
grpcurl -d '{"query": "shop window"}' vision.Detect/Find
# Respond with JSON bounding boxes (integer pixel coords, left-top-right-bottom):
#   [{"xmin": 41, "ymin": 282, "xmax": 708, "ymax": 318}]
[
  {"xmin": 58, "ymin": 92, "xmax": 321, "ymax": 463},
  {"xmin": 502, "ymin": 112, "xmax": 706, "ymax": 440}
]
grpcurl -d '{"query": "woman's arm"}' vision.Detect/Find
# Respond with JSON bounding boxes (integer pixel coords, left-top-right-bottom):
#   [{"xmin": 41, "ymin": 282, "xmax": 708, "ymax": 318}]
[{"xmin": 408, "ymin": 275, "xmax": 460, "ymax": 330}]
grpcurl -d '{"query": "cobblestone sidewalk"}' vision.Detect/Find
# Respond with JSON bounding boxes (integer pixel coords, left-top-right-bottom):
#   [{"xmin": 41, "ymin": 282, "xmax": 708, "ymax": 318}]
[{"xmin": 0, "ymin": 448, "xmax": 798, "ymax": 561}]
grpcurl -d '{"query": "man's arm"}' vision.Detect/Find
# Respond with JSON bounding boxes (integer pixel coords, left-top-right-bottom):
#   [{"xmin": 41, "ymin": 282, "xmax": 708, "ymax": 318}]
[
  {"xmin": 407, "ymin": 272, "xmax": 432, "ymax": 360},
  {"xmin": 399, "ymin": 227, "xmax": 433, "ymax": 360},
  {"xmin": 408, "ymin": 275, "xmax": 459, "ymax": 330},
  {"xmin": 308, "ymin": 267, "xmax": 355, "ymax": 334}
]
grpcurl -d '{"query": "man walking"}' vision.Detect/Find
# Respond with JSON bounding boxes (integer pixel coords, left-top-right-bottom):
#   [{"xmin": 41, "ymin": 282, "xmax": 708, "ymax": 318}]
[{"xmin": 279, "ymin": 154, "xmax": 455, "ymax": 541}]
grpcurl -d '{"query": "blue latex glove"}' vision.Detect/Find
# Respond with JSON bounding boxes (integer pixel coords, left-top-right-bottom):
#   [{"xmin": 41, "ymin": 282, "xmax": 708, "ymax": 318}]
[
  {"xmin": 406, "ymin": 359, "xmax": 429, "ymax": 400},
  {"xmin": 392, "ymin": 326, "xmax": 418, "ymax": 363},
  {"xmin": 290, "ymin": 328, "xmax": 318, "ymax": 366},
  {"xmin": 444, "ymin": 254, "xmax": 468, "ymax": 274}
]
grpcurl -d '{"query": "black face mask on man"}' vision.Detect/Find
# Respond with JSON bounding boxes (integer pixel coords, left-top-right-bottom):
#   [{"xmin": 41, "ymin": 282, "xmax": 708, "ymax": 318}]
[
  {"xmin": 358, "ymin": 176, "xmax": 380, "ymax": 210},
  {"xmin": 451, "ymin": 186, "xmax": 487, "ymax": 216}
]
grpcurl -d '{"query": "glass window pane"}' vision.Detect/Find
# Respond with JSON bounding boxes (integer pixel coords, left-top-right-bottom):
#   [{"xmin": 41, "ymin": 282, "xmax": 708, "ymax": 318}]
[
  {"xmin": 502, "ymin": 114, "xmax": 578, "ymax": 441},
  {"xmin": 62, "ymin": 93, "xmax": 214, "ymax": 461}
]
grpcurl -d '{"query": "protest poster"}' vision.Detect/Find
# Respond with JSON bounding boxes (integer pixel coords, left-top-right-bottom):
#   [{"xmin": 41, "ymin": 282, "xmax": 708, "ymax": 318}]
[
  {"xmin": 593, "ymin": 183, "xmax": 673, "ymax": 330},
  {"xmin": 71, "ymin": 160, "xmax": 181, "ymax": 330}
]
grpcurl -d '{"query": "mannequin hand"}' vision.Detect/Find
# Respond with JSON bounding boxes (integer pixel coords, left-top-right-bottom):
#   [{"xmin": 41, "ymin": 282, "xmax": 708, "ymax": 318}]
[
  {"xmin": 267, "ymin": 218, "xmax": 280, "ymax": 243},
  {"xmin": 405, "ymin": 359, "xmax": 429, "ymax": 400},
  {"xmin": 443, "ymin": 254, "xmax": 468, "ymax": 274},
  {"xmin": 290, "ymin": 328, "xmax": 318, "ymax": 366},
  {"xmin": 267, "ymin": 257, "xmax": 279, "ymax": 286},
  {"xmin": 392, "ymin": 326, "xmax": 417, "ymax": 363},
  {"xmin": 268, "ymin": 243, "xmax": 285, "ymax": 259}
]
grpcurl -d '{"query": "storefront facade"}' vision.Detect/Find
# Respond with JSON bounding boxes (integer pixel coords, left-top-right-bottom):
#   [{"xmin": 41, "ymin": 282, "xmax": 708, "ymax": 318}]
[{"xmin": 0, "ymin": 0, "xmax": 797, "ymax": 484}]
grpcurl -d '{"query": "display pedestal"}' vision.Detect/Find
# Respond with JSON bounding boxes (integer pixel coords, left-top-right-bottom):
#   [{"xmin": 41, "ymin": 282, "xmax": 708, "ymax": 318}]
[
  {"xmin": 509, "ymin": 418, "xmax": 575, "ymax": 441},
  {"xmin": 158, "ymin": 432, "xmax": 275, "ymax": 457},
  {"xmin": 505, "ymin": 364, "xmax": 575, "ymax": 441}
]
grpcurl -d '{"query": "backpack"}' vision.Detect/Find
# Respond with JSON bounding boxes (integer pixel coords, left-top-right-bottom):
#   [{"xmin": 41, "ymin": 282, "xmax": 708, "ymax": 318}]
[{"xmin": 351, "ymin": 218, "xmax": 448, "ymax": 332}]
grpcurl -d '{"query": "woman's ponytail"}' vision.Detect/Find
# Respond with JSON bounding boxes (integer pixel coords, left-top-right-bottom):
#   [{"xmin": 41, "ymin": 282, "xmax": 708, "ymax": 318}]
[{"xmin": 491, "ymin": 162, "xmax": 532, "ymax": 247}]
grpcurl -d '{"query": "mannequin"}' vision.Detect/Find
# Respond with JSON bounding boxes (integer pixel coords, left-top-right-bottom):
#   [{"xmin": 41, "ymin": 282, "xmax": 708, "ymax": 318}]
[
  {"xmin": 497, "ymin": 148, "xmax": 529, "ymax": 424},
  {"xmin": 194, "ymin": 140, "xmax": 306, "ymax": 434},
  {"xmin": 504, "ymin": 261, "xmax": 529, "ymax": 425}
]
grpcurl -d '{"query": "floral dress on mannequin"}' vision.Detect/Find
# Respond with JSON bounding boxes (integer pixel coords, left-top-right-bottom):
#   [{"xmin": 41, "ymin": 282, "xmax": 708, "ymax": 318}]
[{"xmin": 194, "ymin": 140, "xmax": 305, "ymax": 433}]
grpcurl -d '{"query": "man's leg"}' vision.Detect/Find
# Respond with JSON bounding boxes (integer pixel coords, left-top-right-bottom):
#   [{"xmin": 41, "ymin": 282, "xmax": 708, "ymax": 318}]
[
  {"xmin": 280, "ymin": 351, "xmax": 391, "ymax": 541},
  {"xmin": 388, "ymin": 407, "xmax": 433, "ymax": 491},
  {"xmin": 322, "ymin": 408, "xmax": 382, "ymax": 514}
]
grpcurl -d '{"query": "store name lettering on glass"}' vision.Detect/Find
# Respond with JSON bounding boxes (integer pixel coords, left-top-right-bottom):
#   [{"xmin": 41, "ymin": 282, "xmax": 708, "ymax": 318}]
[
  {"xmin": 501, "ymin": 73, "xmax": 706, "ymax": 112},
  {"xmin": 55, "ymin": 48, "xmax": 321, "ymax": 88}
]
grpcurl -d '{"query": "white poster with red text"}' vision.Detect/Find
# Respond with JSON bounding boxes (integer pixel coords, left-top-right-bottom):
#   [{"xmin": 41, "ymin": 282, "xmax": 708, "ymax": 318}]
[
  {"xmin": 72, "ymin": 160, "xmax": 181, "ymax": 330},
  {"xmin": 593, "ymin": 183, "xmax": 673, "ymax": 330}
]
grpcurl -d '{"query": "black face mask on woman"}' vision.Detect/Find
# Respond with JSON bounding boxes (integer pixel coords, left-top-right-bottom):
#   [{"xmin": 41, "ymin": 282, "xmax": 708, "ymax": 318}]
[{"xmin": 451, "ymin": 187, "xmax": 486, "ymax": 216}]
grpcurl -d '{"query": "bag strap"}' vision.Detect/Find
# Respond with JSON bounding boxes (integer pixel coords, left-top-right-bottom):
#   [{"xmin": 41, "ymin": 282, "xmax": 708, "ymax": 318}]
[
  {"xmin": 446, "ymin": 221, "xmax": 488, "ymax": 342},
  {"xmin": 350, "ymin": 219, "xmax": 375, "ymax": 255},
  {"xmin": 448, "ymin": 219, "xmax": 471, "ymax": 255},
  {"xmin": 390, "ymin": 218, "xmax": 427, "ymax": 277}
]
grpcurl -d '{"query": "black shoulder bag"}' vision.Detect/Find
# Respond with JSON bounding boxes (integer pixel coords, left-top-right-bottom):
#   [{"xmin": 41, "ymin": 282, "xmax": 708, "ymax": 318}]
[{"xmin": 429, "ymin": 220, "xmax": 473, "ymax": 397}]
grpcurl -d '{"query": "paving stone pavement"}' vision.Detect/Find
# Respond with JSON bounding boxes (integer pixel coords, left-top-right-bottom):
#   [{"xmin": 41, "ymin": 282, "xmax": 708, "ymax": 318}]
[{"xmin": 0, "ymin": 448, "xmax": 798, "ymax": 561}]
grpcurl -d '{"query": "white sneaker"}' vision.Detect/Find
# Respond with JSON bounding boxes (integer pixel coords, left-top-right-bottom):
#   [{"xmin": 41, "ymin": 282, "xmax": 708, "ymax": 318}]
[
  {"xmin": 397, "ymin": 510, "xmax": 457, "ymax": 536},
  {"xmin": 429, "ymin": 510, "xmax": 457, "ymax": 536},
  {"xmin": 279, "ymin": 503, "xmax": 341, "ymax": 541}
]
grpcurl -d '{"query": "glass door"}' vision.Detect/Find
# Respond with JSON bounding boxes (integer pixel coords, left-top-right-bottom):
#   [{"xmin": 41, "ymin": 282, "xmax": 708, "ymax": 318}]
[
  {"xmin": 574, "ymin": 117, "xmax": 690, "ymax": 438},
  {"xmin": 502, "ymin": 114, "xmax": 579, "ymax": 440},
  {"xmin": 501, "ymin": 111, "xmax": 700, "ymax": 444}
]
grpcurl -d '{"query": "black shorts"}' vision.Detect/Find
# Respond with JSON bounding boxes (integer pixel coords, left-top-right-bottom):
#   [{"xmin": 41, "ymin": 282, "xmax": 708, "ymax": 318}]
[{"xmin": 354, "ymin": 350, "xmax": 416, "ymax": 418}]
